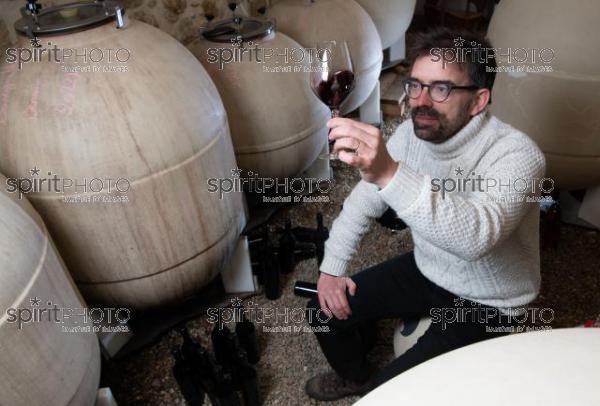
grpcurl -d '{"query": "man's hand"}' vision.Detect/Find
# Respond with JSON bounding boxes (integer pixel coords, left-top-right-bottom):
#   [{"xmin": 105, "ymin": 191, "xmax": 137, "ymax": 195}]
[
  {"xmin": 328, "ymin": 117, "xmax": 399, "ymax": 189},
  {"xmin": 317, "ymin": 272, "xmax": 357, "ymax": 320}
]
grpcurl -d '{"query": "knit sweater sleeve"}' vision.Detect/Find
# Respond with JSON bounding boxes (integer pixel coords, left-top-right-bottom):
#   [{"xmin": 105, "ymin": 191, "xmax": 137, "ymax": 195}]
[
  {"xmin": 319, "ymin": 123, "xmax": 411, "ymax": 276},
  {"xmin": 377, "ymin": 136, "xmax": 546, "ymax": 261},
  {"xmin": 319, "ymin": 180, "xmax": 389, "ymax": 276}
]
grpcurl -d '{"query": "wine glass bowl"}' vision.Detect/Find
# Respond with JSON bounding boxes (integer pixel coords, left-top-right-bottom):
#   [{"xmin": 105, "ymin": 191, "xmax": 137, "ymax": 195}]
[
  {"xmin": 314, "ymin": 70, "xmax": 355, "ymax": 117},
  {"xmin": 310, "ymin": 40, "xmax": 355, "ymax": 159}
]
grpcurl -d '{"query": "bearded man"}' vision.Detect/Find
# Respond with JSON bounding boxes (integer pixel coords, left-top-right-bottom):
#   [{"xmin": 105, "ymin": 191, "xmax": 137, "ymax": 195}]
[{"xmin": 305, "ymin": 28, "xmax": 546, "ymax": 401}]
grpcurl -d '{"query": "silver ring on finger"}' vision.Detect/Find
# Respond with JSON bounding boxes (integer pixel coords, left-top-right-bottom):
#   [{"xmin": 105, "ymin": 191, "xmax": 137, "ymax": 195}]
[{"xmin": 353, "ymin": 140, "xmax": 361, "ymax": 156}]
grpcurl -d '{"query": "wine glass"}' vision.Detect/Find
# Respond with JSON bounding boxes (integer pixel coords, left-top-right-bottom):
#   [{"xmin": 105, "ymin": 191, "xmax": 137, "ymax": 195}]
[{"xmin": 310, "ymin": 40, "xmax": 355, "ymax": 160}]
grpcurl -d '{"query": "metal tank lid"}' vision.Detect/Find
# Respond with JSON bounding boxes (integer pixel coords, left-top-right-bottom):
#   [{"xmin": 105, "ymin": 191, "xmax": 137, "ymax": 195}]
[
  {"xmin": 202, "ymin": 17, "xmax": 274, "ymax": 43},
  {"xmin": 14, "ymin": 0, "xmax": 126, "ymax": 37}
]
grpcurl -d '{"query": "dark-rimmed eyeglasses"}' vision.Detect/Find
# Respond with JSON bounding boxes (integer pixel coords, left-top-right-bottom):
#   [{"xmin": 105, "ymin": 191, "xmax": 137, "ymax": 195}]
[{"xmin": 403, "ymin": 79, "xmax": 480, "ymax": 102}]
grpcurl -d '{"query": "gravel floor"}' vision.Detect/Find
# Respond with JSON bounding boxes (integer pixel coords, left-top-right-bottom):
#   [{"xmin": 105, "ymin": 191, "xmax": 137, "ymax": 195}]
[{"xmin": 101, "ymin": 115, "xmax": 600, "ymax": 406}]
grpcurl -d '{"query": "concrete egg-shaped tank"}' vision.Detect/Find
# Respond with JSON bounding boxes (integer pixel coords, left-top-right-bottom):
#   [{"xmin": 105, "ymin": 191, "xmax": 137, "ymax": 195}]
[
  {"xmin": 0, "ymin": 1, "xmax": 246, "ymax": 308},
  {"xmin": 267, "ymin": 0, "xmax": 383, "ymax": 114},
  {"xmin": 488, "ymin": 0, "xmax": 600, "ymax": 189},
  {"xmin": 354, "ymin": 0, "xmax": 417, "ymax": 50},
  {"xmin": 188, "ymin": 18, "xmax": 330, "ymax": 178},
  {"xmin": 0, "ymin": 173, "xmax": 101, "ymax": 406}
]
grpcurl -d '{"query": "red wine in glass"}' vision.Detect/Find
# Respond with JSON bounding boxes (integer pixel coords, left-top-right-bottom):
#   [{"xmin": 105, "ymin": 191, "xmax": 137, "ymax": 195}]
[
  {"xmin": 310, "ymin": 41, "xmax": 355, "ymax": 160},
  {"xmin": 315, "ymin": 70, "xmax": 355, "ymax": 112}
]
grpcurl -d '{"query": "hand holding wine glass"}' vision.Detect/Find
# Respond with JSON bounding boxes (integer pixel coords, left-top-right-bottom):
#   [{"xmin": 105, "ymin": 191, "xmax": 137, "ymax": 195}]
[
  {"xmin": 310, "ymin": 40, "xmax": 356, "ymax": 160},
  {"xmin": 327, "ymin": 117, "xmax": 399, "ymax": 189}
]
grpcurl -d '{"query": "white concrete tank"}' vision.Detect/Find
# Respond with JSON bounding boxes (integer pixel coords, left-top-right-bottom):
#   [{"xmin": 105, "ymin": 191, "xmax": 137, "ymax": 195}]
[
  {"xmin": 0, "ymin": 173, "xmax": 101, "ymax": 406},
  {"xmin": 488, "ymin": 0, "xmax": 600, "ymax": 189},
  {"xmin": 354, "ymin": 0, "xmax": 417, "ymax": 50},
  {"xmin": 0, "ymin": 1, "xmax": 246, "ymax": 308},
  {"xmin": 188, "ymin": 17, "xmax": 330, "ymax": 179}
]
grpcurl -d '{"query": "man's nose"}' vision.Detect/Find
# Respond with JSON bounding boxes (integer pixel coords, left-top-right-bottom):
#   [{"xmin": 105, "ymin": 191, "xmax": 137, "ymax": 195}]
[{"xmin": 413, "ymin": 87, "xmax": 434, "ymax": 108}]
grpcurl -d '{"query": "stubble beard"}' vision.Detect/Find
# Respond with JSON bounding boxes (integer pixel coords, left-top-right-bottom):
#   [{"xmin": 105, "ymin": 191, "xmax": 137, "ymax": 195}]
[{"xmin": 411, "ymin": 104, "xmax": 471, "ymax": 144}]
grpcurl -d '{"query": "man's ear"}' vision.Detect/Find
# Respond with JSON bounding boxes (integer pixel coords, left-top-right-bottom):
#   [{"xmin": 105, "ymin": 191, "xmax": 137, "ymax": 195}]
[{"xmin": 469, "ymin": 88, "xmax": 490, "ymax": 116}]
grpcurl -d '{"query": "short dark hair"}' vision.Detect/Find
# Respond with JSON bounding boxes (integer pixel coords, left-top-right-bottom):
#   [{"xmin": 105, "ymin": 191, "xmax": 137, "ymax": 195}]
[{"xmin": 408, "ymin": 27, "xmax": 497, "ymax": 101}]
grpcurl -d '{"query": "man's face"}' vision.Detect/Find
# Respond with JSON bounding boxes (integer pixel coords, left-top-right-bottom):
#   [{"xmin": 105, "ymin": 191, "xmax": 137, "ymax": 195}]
[{"xmin": 408, "ymin": 56, "xmax": 477, "ymax": 144}]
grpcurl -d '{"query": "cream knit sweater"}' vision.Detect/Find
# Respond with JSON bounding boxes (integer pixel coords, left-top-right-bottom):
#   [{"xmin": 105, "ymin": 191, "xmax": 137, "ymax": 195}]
[{"xmin": 320, "ymin": 110, "xmax": 546, "ymax": 310}]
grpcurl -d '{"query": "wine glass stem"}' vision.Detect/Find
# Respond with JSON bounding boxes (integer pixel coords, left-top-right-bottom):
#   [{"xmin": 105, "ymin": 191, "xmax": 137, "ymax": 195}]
[
  {"xmin": 319, "ymin": 109, "xmax": 341, "ymax": 161},
  {"xmin": 326, "ymin": 108, "xmax": 340, "ymax": 160}
]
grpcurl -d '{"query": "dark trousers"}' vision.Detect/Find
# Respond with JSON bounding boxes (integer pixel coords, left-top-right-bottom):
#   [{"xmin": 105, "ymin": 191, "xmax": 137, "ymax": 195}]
[{"xmin": 306, "ymin": 251, "xmax": 516, "ymax": 390}]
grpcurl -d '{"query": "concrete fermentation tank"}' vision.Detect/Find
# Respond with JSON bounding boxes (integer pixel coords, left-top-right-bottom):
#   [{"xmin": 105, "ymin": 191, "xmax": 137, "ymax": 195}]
[
  {"xmin": 267, "ymin": 0, "xmax": 383, "ymax": 115},
  {"xmin": 0, "ymin": 1, "xmax": 246, "ymax": 309},
  {"xmin": 354, "ymin": 0, "xmax": 417, "ymax": 50},
  {"xmin": 0, "ymin": 174, "xmax": 101, "ymax": 406},
  {"xmin": 188, "ymin": 18, "xmax": 330, "ymax": 179},
  {"xmin": 488, "ymin": 0, "xmax": 600, "ymax": 189}
]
